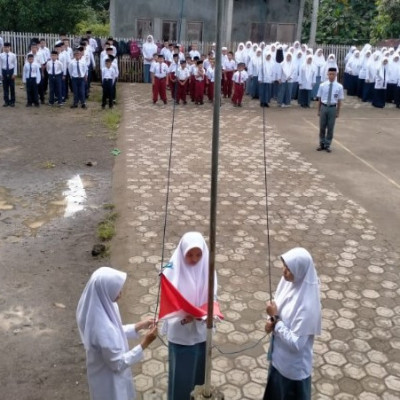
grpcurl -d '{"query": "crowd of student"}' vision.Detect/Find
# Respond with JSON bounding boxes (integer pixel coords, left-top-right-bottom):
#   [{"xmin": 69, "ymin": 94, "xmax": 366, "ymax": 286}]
[
  {"xmin": 2, "ymin": 34, "xmax": 400, "ymax": 111},
  {"xmin": 0, "ymin": 32, "xmax": 119, "ymax": 109},
  {"xmin": 344, "ymin": 44, "xmax": 400, "ymax": 108},
  {"xmin": 141, "ymin": 36, "xmax": 400, "ymax": 110}
]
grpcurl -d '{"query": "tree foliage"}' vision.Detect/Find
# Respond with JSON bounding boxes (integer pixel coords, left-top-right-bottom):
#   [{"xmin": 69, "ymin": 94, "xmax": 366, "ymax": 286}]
[
  {"xmin": 0, "ymin": 0, "xmax": 109, "ymax": 34},
  {"xmin": 302, "ymin": 0, "xmax": 378, "ymax": 44},
  {"xmin": 372, "ymin": 0, "xmax": 400, "ymax": 41}
]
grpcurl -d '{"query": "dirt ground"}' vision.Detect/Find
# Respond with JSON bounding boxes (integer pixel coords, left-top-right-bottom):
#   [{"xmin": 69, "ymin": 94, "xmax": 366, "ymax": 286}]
[{"xmin": 0, "ymin": 82, "xmax": 118, "ymax": 400}]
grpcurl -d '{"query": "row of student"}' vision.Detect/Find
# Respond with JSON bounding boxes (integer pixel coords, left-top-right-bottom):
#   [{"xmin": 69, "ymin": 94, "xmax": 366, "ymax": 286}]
[
  {"xmin": 149, "ymin": 52, "xmax": 249, "ymax": 107},
  {"xmin": 344, "ymin": 44, "xmax": 400, "ymax": 109},
  {"xmin": 146, "ymin": 47, "xmax": 338, "ymax": 110},
  {"xmin": 1, "ymin": 40, "xmax": 119, "ymax": 109},
  {"xmin": 77, "ymin": 232, "xmax": 321, "ymax": 400}
]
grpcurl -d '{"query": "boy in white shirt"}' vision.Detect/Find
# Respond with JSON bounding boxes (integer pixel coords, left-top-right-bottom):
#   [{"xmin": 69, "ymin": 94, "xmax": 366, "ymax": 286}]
[
  {"xmin": 232, "ymin": 62, "xmax": 248, "ymax": 107},
  {"xmin": 222, "ymin": 51, "xmax": 236, "ymax": 98},
  {"xmin": 102, "ymin": 58, "xmax": 118, "ymax": 109},
  {"xmin": 23, "ymin": 54, "xmax": 41, "ymax": 107},
  {"xmin": 46, "ymin": 50, "xmax": 64, "ymax": 106},
  {"xmin": 175, "ymin": 59, "xmax": 190, "ymax": 105}
]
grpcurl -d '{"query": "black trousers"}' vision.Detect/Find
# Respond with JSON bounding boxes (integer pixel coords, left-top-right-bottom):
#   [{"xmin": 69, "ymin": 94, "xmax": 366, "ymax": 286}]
[
  {"xmin": 102, "ymin": 79, "xmax": 113, "ymax": 107},
  {"xmin": 2, "ymin": 69, "xmax": 15, "ymax": 104},
  {"xmin": 26, "ymin": 77, "xmax": 39, "ymax": 105}
]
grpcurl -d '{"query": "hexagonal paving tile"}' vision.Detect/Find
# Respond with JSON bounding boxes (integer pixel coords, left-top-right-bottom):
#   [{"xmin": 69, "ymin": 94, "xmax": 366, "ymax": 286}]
[{"xmin": 142, "ymin": 359, "xmax": 165, "ymax": 377}]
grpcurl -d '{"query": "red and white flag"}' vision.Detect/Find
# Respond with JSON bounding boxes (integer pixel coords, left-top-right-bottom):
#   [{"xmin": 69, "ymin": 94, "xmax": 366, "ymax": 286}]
[{"xmin": 158, "ymin": 273, "xmax": 224, "ymax": 321}]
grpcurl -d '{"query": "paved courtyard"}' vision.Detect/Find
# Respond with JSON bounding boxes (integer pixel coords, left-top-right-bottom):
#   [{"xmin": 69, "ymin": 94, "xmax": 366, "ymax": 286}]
[{"xmin": 112, "ymin": 84, "xmax": 400, "ymax": 400}]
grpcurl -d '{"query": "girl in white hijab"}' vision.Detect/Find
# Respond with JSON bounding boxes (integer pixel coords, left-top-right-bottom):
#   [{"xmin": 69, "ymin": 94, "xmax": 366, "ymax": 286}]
[
  {"xmin": 298, "ymin": 55, "xmax": 316, "ymax": 108},
  {"xmin": 248, "ymin": 47, "xmax": 263, "ymax": 99},
  {"xmin": 322, "ymin": 54, "xmax": 339, "ymax": 82},
  {"xmin": 163, "ymin": 232, "xmax": 217, "ymax": 400},
  {"xmin": 372, "ymin": 57, "xmax": 389, "ymax": 108},
  {"xmin": 312, "ymin": 48, "xmax": 325, "ymax": 99},
  {"xmin": 345, "ymin": 50, "xmax": 362, "ymax": 96},
  {"xmin": 235, "ymin": 42, "xmax": 246, "ymax": 64},
  {"xmin": 359, "ymin": 49, "xmax": 372, "ymax": 100},
  {"xmin": 364, "ymin": 51, "xmax": 381, "ymax": 102},
  {"xmin": 258, "ymin": 52, "xmax": 275, "ymax": 107},
  {"xmin": 277, "ymin": 52, "xmax": 296, "ymax": 107},
  {"xmin": 142, "ymin": 35, "xmax": 158, "ymax": 83},
  {"xmin": 386, "ymin": 53, "xmax": 400, "ymax": 103},
  {"xmin": 76, "ymin": 267, "xmax": 157, "ymax": 400},
  {"xmin": 263, "ymin": 248, "xmax": 321, "ymax": 400}
]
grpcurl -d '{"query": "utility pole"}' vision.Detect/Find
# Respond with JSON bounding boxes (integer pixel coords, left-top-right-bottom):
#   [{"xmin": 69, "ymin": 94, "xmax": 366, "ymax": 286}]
[
  {"xmin": 296, "ymin": 0, "xmax": 306, "ymax": 41},
  {"xmin": 309, "ymin": 0, "xmax": 320, "ymax": 46}
]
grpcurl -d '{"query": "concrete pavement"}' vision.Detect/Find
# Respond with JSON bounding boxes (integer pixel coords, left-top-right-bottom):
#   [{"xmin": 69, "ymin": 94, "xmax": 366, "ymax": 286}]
[{"xmin": 112, "ymin": 84, "xmax": 400, "ymax": 400}]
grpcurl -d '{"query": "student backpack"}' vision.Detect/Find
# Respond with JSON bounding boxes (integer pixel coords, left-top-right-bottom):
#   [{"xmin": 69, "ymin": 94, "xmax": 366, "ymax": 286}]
[{"xmin": 129, "ymin": 41, "xmax": 141, "ymax": 59}]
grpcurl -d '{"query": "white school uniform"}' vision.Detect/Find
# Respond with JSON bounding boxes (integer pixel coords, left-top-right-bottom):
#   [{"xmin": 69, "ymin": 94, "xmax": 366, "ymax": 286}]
[{"xmin": 22, "ymin": 61, "xmax": 41, "ymax": 84}]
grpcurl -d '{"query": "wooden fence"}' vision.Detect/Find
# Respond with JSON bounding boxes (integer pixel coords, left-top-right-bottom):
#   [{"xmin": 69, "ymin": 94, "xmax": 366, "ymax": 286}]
[{"xmin": 1, "ymin": 31, "xmax": 353, "ymax": 83}]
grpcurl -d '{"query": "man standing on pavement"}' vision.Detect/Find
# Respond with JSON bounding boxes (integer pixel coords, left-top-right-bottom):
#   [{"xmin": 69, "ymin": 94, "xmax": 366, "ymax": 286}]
[{"xmin": 316, "ymin": 67, "xmax": 344, "ymax": 153}]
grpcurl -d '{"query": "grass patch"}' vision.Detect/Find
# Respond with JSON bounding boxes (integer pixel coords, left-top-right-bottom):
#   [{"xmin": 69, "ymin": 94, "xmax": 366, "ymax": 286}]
[
  {"xmin": 97, "ymin": 211, "xmax": 118, "ymax": 241},
  {"xmin": 103, "ymin": 109, "xmax": 122, "ymax": 132},
  {"xmin": 103, "ymin": 203, "xmax": 115, "ymax": 210}
]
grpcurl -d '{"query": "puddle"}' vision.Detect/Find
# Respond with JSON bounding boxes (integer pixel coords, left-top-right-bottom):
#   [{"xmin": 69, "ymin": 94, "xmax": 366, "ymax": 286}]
[{"xmin": 23, "ymin": 174, "xmax": 93, "ymax": 232}]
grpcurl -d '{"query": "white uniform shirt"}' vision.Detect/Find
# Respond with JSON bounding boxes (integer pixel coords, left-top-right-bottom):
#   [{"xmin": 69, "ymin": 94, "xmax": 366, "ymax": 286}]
[
  {"xmin": 102, "ymin": 66, "xmax": 118, "ymax": 83},
  {"xmin": 189, "ymin": 49, "xmax": 201, "ymax": 60},
  {"xmin": 68, "ymin": 59, "xmax": 88, "ymax": 78},
  {"xmin": 39, "ymin": 46, "xmax": 51, "ymax": 62},
  {"xmin": 206, "ymin": 66, "xmax": 215, "ymax": 82},
  {"xmin": 317, "ymin": 80, "xmax": 344, "ymax": 104},
  {"xmin": 0, "ymin": 52, "xmax": 18, "ymax": 73},
  {"xmin": 232, "ymin": 70, "xmax": 248, "ymax": 84},
  {"xmin": 46, "ymin": 59, "xmax": 64, "ymax": 75},
  {"xmin": 89, "ymin": 37, "xmax": 98, "ymax": 53},
  {"xmin": 151, "ymin": 62, "xmax": 168, "ymax": 78},
  {"xmin": 58, "ymin": 52, "xmax": 69, "ymax": 75},
  {"xmin": 22, "ymin": 61, "xmax": 41, "ymax": 84},
  {"xmin": 223, "ymin": 59, "xmax": 236, "ymax": 72},
  {"xmin": 176, "ymin": 66, "xmax": 190, "ymax": 81},
  {"xmin": 272, "ymin": 322, "xmax": 315, "ymax": 380}
]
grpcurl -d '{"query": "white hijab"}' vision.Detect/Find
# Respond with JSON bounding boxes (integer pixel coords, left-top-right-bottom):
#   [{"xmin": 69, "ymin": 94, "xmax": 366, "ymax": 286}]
[
  {"xmin": 76, "ymin": 267, "xmax": 127, "ymax": 351},
  {"xmin": 313, "ymin": 48, "xmax": 326, "ymax": 68},
  {"xmin": 164, "ymin": 232, "xmax": 213, "ymax": 306},
  {"xmin": 275, "ymin": 248, "xmax": 321, "ymax": 336}
]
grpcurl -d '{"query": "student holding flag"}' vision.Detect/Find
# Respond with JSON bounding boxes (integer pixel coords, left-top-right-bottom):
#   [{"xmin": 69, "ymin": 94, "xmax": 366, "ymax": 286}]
[{"xmin": 160, "ymin": 232, "xmax": 220, "ymax": 400}]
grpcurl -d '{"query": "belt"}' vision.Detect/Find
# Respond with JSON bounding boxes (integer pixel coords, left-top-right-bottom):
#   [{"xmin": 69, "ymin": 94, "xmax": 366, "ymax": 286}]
[
  {"xmin": 322, "ymin": 103, "xmax": 336, "ymax": 107},
  {"xmin": 155, "ymin": 77, "xmax": 166, "ymax": 80}
]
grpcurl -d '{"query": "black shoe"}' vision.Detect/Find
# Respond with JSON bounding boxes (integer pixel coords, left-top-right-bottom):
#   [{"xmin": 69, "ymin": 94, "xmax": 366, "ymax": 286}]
[
  {"xmin": 316, "ymin": 145, "xmax": 325, "ymax": 151},
  {"xmin": 9, "ymin": 103, "xmax": 15, "ymax": 107},
  {"xmin": 34, "ymin": 103, "xmax": 40, "ymax": 107},
  {"xmin": 70, "ymin": 104, "xmax": 78, "ymax": 108},
  {"xmin": 101, "ymin": 105, "xmax": 105, "ymax": 109},
  {"xmin": 163, "ymin": 101, "xmax": 167, "ymax": 104},
  {"xmin": 325, "ymin": 147, "xmax": 332, "ymax": 153},
  {"xmin": 81, "ymin": 104, "xmax": 87, "ymax": 109},
  {"xmin": 3, "ymin": 103, "xmax": 9, "ymax": 107},
  {"xmin": 26, "ymin": 103, "xmax": 32, "ymax": 107}
]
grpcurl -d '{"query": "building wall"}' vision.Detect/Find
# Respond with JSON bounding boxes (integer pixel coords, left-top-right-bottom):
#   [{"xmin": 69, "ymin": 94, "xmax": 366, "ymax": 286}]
[{"xmin": 110, "ymin": 0, "xmax": 299, "ymax": 43}]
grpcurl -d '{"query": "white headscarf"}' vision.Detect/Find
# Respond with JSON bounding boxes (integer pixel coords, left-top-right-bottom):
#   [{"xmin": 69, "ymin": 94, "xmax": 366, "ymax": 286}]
[
  {"xmin": 164, "ymin": 232, "xmax": 214, "ymax": 306},
  {"xmin": 235, "ymin": 42, "xmax": 245, "ymax": 64},
  {"xmin": 275, "ymin": 248, "xmax": 321, "ymax": 336},
  {"xmin": 313, "ymin": 48, "xmax": 326, "ymax": 68},
  {"xmin": 76, "ymin": 267, "xmax": 127, "ymax": 351}
]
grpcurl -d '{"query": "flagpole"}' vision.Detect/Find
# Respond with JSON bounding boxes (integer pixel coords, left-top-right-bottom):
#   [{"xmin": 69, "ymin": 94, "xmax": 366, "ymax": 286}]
[{"xmin": 204, "ymin": 0, "xmax": 224, "ymax": 397}]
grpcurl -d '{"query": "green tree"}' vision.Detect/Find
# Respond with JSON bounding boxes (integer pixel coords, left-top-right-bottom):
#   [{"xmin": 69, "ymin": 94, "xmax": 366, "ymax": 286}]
[
  {"xmin": 372, "ymin": 0, "xmax": 400, "ymax": 41},
  {"xmin": 302, "ymin": 0, "xmax": 377, "ymax": 44},
  {"xmin": 0, "ymin": 0, "xmax": 90, "ymax": 33}
]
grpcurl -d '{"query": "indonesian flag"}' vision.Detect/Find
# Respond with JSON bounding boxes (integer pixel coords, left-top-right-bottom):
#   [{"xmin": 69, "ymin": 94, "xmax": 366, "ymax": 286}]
[{"xmin": 158, "ymin": 273, "xmax": 224, "ymax": 320}]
